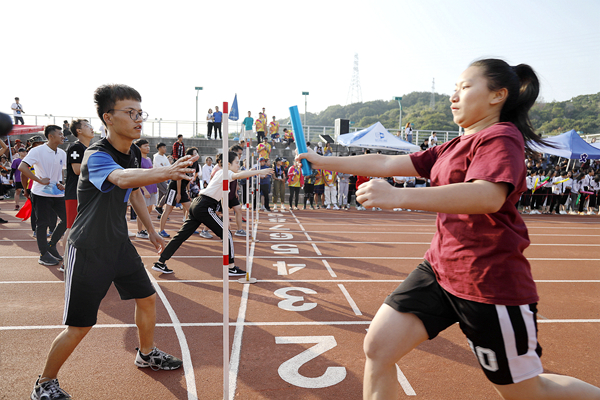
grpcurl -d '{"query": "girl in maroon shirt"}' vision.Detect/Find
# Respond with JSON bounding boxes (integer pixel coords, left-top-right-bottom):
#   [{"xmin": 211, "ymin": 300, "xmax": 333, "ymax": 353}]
[{"xmin": 299, "ymin": 59, "xmax": 600, "ymax": 399}]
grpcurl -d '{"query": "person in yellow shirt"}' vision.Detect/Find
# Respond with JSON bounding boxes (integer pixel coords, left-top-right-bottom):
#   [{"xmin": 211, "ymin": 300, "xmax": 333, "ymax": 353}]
[
  {"xmin": 269, "ymin": 116, "xmax": 280, "ymax": 145},
  {"xmin": 287, "ymin": 161, "xmax": 304, "ymax": 210},
  {"xmin": 257, "ymin": 137, "xmax": 272, "ymax": 160},
  {"xmin": 323, "ymin": 169, "xmax": 339, "ymax": 210},
  {"xmin": 256, "ymin": 108, "xmax": 267, "ymax": 143},
  {"xmin": 283, "ymin": 128, "xmax": 295, "ymax": 149},
  {"xmin": 313, "ymin": 169, "xmax": 325, "ymax": 209}
]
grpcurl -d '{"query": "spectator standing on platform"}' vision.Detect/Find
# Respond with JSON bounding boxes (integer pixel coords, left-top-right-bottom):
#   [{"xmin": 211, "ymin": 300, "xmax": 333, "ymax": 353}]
[
  {"xmin": 134, "ymin": 139, "xmax": 158, "ymax": 238},
  {"xmin": 206, "ymin": 108, "xmax": 214, "ymax": 139},
  {"xmin": 287, "ymin": 161, "xmax": 303, "ymax": 210},
  {"xmin": 428, "ymin": 132, "xmax": 438, "ymax": 148},
  {"xmin": 64, "ymin": 119, "xmax": 94, "ymax": 248},
  {"xmin": 62, "ymin": 120, "xmax": 72, "ymax": 140},
  {"xmin": 272, "ymin": 157, "xmax": 287, "ymax": 211},
  {"xmin": 269, "ymin": 116, "xmax": 280, "ymax": 144},
  {"xmin": 213, "ymin": 106, "xmax": 223, "ymax": 140},
  {"xmin": 10, "ymin": 147, "xmax": 27, "ymax": 210},
  {"xmin": 18, "ymin": 125, "xmax": 67, "ymax": 266},
  {"xmin": 255, "ymin": 110, "xmax": 266, "ymax": 143},
  {"xmin": 242, "ymin": 111, "xmax": 253, "ymax": 142},
  {"xmin": 404, "ymin": 122, "xmax": 413, "ymax": 143},
  {"xmin": 11, "ymin": 97, "xmax": 25, "ymax": 125},
  {"xmin": 172, "ymin": 134, "xmax": 185, "ymax": 161},
  {"xmin": 153, "ymin": 142, "xmax": 170, "ymax": 216}
]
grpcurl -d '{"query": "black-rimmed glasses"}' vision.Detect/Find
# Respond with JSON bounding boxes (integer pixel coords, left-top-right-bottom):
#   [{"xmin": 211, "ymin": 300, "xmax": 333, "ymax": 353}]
[{"xmin": 107, "ymin": 109, "xmax": 149, "ymax": 122}]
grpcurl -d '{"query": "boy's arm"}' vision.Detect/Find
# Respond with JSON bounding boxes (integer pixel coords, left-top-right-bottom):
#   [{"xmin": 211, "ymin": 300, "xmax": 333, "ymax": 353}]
[
  {"xmin": 107, "ymin": 154, "xmax": 198, "ymax": 189},
  {"xmin": 297, "ymin": 148, "xmax": 419, "ymax": 178}
]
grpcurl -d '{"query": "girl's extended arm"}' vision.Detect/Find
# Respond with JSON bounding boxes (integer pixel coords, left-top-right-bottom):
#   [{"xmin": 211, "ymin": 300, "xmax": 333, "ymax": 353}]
[
  {"xmin": 356, "ymin": 179, "xmax": 509, "ymax": 214},
  {"xmin": 297, "ymin": 148, "xmax": 418, "ymax": 178}
]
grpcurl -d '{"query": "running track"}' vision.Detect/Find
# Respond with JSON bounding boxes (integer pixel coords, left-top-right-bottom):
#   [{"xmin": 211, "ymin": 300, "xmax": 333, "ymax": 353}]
[{"xmin": 1, "ymin": 207, "xmax": 599, "ymax": 399}]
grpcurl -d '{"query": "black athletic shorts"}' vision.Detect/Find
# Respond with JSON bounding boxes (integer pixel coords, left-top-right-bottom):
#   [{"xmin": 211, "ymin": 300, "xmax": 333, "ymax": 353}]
[
  {"xmin": 384, "ymin": 261, "xmax": 543, "ymax": 385},
  {"xmin": 229, "ymin": 197, "xmax": 240, "ymax": 208},
  {"xmin": 165, "ymin": 180, "xmax": 190, "ymax": 205},
  {"xmin": 15, "ymin": 181, "xmax": 23, "ymax": 190},
  {"xmin": 63, "ymin": 240, "xmax": 156, "ymax": 327}
]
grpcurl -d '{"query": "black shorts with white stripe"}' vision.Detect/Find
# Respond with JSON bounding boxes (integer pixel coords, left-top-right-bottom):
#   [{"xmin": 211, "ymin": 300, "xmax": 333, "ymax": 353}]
[
  {"xmin": 63, "ymin": 240, "xmax": 155, "ymax": 327},
  {"xmin": 384, "ymin": 261, "xmax": 543, "ymax": 385}
]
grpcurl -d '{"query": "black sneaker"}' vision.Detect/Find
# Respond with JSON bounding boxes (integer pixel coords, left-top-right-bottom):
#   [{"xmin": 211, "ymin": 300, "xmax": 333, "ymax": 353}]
[
  {"xmin": 39, "ymin": 251, "xmax": 60, "ymax": 266},
  {"xmin": 47, "ymin": 244, "xmax": 63, "ymax": 261},
  {"xmin": 228, "ymin": 266, "xmax": 246, "ymax": 276},
  {"xmin": 134, "ymin": 347, "xmax": 183, "ymax": 370},
  {"xmin": 152, "ymin": 262, "xmax": 173, "ymax": 274},
  {"xmin": 31, "ymin": 375, "xmax": 72, "ymax": 399},
  {"xmin": 155, "ymin": 206, "xmax": 164, "ymax": 215},
  {"xmin": 0, "ymin": 218, "xmax": 7, "ymax": 223}
]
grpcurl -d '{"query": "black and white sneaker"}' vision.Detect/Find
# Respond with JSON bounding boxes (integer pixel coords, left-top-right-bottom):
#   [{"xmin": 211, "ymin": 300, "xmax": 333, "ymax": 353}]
[
  {"xmin": 31, "ymin": 375, "xmax": 72, "ymax": 399},
  {"xmin": 134, "ymin": 347, "xmax": 183, "ymax": 370},
  {"xmin": 228, "ymin": 266, "xmax": 246, "ymax": 276},
  {"xmin": 39, "ymin": 251, "xmax": 60, "ymax": 266},
  {"xmin": 47, "ymin": 244, "xmax": 63, "ymax": 261},
  {"xmin": 136, "ymin": 230, "xmax": 149, "ymax": 239},
  {"xmin": 152, "ymin": 262, "xmax": 173, "ymax": 274}
]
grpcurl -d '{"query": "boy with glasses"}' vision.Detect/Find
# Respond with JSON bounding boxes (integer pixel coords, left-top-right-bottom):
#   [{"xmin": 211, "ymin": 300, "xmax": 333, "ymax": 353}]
[{"xmin": 30, "ymin": 84, "xmax": 197, "ymax": 400}]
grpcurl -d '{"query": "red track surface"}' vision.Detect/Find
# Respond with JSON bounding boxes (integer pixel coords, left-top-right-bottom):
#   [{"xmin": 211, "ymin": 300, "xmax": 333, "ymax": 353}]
[{"xmin": 1, "ymin": 207, "xmax": 600, "ymax": 399}]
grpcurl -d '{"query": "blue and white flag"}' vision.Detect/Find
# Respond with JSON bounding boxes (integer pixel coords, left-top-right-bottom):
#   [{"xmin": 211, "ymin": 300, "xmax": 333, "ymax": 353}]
[{"xmin": 229, "ymin": 94, "xmax": 239, "ymax": 121}]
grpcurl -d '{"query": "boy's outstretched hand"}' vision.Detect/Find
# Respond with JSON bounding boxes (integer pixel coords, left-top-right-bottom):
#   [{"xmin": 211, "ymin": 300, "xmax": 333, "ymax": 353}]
[{"xmin": 166, "ymin": 154, "xmax": 199, "ymax": 181}]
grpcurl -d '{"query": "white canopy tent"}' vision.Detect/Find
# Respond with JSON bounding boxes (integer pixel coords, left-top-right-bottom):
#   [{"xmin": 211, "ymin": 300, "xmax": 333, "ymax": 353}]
[{"xmin": 336, "ymin": 122, "xmax": 421, "ymax": 153}]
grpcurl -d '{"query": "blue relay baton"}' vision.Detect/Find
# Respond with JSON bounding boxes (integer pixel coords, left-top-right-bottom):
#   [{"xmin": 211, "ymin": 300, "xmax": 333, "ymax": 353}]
[{"xmin": 289, "ymin": 105, "xmax": 312, "ymax": 176}]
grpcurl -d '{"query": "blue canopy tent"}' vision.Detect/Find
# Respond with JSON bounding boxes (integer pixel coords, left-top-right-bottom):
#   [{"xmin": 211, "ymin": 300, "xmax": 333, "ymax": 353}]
[
  {"xmin": 336, "ymin": 122, "xmax": 420, "ymax": 153},
  {"xmin": 529, "ymin": 129, "xmax": 600, "ymax": 160}
]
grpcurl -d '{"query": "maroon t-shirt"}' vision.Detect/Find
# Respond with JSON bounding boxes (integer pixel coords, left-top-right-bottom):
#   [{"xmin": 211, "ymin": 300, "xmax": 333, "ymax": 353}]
[{"xmin": 409, "ymin": 122, "xmax": 537, "ymax": 306}]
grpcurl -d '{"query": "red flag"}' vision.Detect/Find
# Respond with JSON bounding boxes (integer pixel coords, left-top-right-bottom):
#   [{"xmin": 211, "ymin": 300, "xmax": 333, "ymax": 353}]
[{"xmin": 16, "ymin": 198, "xmax": 32, "ymax": 221}]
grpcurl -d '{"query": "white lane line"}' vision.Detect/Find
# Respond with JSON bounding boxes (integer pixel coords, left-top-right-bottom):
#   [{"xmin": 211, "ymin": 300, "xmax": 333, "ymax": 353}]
[
  {"xmin": 304, "ymin": 231, "xmax": 312, "ymax": 241},
  {"xmin": 322, "ymin": 260, "xmax": 337, "ymax": 277},
  {"xmin": 311, "ymin": 243, "xmax": 322, "ymax": 256},
  {"xmin": 228, "ymin": 240, "xmax": 255, "ymax": 400},
  {"xmin": 338, "ymin": 284, "xmax": 362, "ymax": 315},
  {"xmin": 4, "ymin": 318, "xmax": 600, "ymax": 331},
  {"xmin": 147, "ymin": 271, "xmax": 198, "ymax": 400},
  {"xmin": 396, "ymin": 364, "xmax": 416, "ymax": 396}
]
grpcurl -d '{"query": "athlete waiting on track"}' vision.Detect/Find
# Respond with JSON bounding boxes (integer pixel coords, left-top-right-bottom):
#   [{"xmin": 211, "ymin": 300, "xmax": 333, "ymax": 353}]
[{"xmin": 298, "ymin": 59, "xmax": 600, "ymax": 400}]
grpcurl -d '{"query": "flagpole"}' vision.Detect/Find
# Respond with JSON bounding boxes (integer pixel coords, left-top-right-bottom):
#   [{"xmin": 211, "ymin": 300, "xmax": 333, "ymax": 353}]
[{"xmin": 222, "ymin": 101, "xmax": 230, "ymax": 400}]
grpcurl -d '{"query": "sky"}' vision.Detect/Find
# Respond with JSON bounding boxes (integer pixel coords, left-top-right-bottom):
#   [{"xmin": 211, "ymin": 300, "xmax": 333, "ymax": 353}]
[{"xmin": 2, "ymin": 0, "xmax": 599, "ymax": 130}]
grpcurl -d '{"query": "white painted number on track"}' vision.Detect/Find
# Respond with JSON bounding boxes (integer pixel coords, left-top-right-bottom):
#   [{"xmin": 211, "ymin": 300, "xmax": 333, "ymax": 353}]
[
  {"xmin": 274, "ymin": 287, "xmax": 317, "ymax": 312},
  {"xmin": 270, "ymin": 233, "xmax": 294, "ymax": 240},
  {"xmin": 275, "ymin": 336, "xmax": 347, "ymax": 388},
  {"xmin": 268, "ymin": 218, "xmax": 286, "ymax": 223},
  {"xmin": 271, "ymin": 244, "xmax": 299, "ymax": 254},
  {"xmin": 275, "ymin": 261, "xmax": 306, "ymax": 275},
  {"xmin": 269, "ymin": 224, "xmax": 290, "ymax": 231}
]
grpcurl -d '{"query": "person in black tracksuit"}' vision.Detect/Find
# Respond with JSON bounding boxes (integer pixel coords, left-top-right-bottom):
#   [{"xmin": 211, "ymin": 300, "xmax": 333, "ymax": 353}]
[{"xmin": 152, "ymin": 151, "xmax": 272, "ymax": 274}]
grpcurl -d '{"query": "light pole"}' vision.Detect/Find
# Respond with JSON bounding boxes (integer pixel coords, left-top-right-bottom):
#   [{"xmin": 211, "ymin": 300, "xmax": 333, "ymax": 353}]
[
  {"xmin": 302, "ymin": 92, "xmax": 309, "ymax": 128},
  {"xmin": 394, "ymin": 96, "xmax": 402, "ymax": 136},
  {"xmin": 195, "ymin": 87, "xmax": 203, "ymax": 137}
]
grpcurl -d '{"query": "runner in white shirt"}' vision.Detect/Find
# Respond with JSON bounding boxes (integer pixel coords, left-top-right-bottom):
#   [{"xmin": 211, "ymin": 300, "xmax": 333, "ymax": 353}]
[{"xmin": 151, "ymin": 151, "xmax": 272, "ymax": 274}]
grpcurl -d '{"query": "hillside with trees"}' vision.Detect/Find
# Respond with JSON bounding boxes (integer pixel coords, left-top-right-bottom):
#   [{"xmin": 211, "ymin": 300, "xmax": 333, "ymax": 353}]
[{"xmin": 290, "ymin": 92, "xmax": 600, "ymax": 135}]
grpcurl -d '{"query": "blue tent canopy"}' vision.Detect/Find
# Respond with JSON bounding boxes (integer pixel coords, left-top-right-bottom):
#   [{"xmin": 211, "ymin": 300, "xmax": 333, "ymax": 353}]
[{"xmin": 529, "ymin": 129, "xmax": 600, "ymax": 160}]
